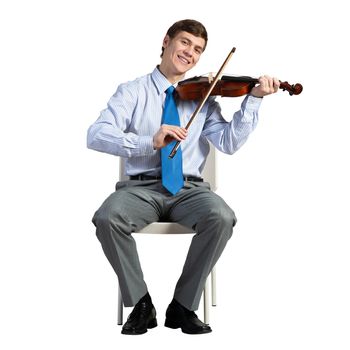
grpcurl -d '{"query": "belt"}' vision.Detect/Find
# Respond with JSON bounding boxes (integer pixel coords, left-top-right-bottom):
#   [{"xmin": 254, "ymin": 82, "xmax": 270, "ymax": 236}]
[{"xmin": 129, "ymin": 174, "xmax": 203, "ymax": 182}]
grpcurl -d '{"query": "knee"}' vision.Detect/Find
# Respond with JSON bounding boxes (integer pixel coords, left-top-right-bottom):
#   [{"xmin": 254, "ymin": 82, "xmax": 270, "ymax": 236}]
[
  {"xmin": 92, "ymin": 207, "xmax": 111, "ymax": 228},
  {"xmin": 209, "ymin": 206, "xmax": 237, "ymax": 229},
  {"xmin": 92, "ymin": 198, "xmax": 131, "ymax": 238},
  {"xmin": 92, "ymin": 207, "xmax": 112, "ymax": 241},
  {"xmin": 223, "ymin": 206, "xmax": 237, "ymax": 229}
]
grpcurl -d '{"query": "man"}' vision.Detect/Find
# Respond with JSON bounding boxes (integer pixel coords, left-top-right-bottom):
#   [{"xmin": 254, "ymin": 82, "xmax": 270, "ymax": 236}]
[{"xmin": 87, "ymin": 19, "xmax": 279, "ymax": 335}]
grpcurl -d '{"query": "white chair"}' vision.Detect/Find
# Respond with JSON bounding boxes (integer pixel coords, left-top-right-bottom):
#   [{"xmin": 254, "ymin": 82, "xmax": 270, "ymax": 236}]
[{"xmin": 117, "ymin": 144, "xmax": 217, "ymax": 325}]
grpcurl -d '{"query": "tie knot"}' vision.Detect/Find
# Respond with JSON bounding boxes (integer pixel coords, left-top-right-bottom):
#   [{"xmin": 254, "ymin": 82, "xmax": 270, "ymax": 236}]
[{"xmin": 166, "ymin": 86, "xmax": 175, "ymax": 95}]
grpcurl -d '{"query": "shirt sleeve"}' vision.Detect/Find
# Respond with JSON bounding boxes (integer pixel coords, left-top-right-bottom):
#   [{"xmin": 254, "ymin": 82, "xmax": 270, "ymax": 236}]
[
  {"xmin": 202, "ymin": 94, "xmax": 262, "ymax": 154},
  {"xmin": 87, "ymin": 83, "xmax": 155, "ymax": 158}
]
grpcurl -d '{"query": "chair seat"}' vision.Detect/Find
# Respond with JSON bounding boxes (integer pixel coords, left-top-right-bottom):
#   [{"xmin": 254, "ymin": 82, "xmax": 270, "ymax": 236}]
[{"xmin": 136, "ymin": 222, "xmax": 194, "ymax": 234}]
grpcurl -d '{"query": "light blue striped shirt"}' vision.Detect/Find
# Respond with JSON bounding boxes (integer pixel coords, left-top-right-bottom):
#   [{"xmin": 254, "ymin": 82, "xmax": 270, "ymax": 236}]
[{"xmin": 87, "ymin": 67, "xmax": 262, "ymax": 177}]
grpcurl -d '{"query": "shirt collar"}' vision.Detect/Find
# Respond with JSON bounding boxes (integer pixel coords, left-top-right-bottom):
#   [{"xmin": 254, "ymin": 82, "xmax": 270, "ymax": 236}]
[{"xmin": 151, "ymin": 66, "xmax": 173, "ymax": 95}]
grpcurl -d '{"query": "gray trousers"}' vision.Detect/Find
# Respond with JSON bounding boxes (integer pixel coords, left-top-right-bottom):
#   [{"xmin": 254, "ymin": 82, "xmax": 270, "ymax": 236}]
[{"xmin": 92, "ymin": 180, "xmax": 236, "ymax": 311}]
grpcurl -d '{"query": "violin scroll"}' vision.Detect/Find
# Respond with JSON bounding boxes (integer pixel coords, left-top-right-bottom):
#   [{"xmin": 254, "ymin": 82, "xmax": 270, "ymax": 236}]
[{"xmin": 280, "ymin": 81, "xmax": 303, "ymax": 96}]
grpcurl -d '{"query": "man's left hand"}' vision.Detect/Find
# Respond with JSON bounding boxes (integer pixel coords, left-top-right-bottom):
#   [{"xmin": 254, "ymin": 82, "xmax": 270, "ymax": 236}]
[{"xmin": 250, "ymin": 75, "xmax": 280, "ymax": 98}]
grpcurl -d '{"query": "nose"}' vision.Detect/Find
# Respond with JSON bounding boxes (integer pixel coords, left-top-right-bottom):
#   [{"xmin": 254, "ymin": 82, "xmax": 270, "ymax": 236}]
[{"xmin": 183, "ymin": 46, "xmax": 193, "ymax": 57}]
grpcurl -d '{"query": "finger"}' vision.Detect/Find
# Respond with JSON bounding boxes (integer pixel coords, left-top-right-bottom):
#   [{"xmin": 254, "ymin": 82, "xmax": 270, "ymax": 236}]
[
  {"xmin": 169, "ymin": 133, "xmax": 185, "ymax": 141},
  {"xmin": 165, "ymin": 125, "xmax": 188, "ymax": 138},
  {"xmin": 175, "ymin": 128, "xmax": 188, "ymax": 139},
  {"xmin": 264, "ymin": 75, "xmax": 273, "ymax": 91},
  {"xmin": 175, "ymin": 127, "xmax": 188, "ymax": 138},
  {"xmin": 261, "ymin": 75, "xmax": 270, "ymax": 91},
  {"xmin": 258, "ymin": 76, "xmax": 266, "ymax": 89},
  {"xmin": 167, "ymin": 128, "xmax": 187, "ymax": 140}
]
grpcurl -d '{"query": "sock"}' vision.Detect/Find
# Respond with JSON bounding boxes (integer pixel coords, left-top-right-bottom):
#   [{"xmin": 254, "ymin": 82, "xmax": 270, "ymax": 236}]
[{"xmin": 138, "ymin": 292, "xmax": 152, "ymax": 304}]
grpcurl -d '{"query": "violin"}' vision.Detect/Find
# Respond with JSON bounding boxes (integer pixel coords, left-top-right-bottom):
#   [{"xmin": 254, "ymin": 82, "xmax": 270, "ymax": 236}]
[
  {"xmin": 169, "ymin": 47, "xmax": 303, "ymax": 159},
  {"xmin": 176, "ymin": 74, "xmax": 303, "ymax": 99}
]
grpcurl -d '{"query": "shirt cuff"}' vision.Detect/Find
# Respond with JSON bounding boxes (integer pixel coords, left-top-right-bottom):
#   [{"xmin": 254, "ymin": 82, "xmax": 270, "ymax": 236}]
[
  {"xmin": 245, "ymin": 94, "xmax": 263, "ymax": 109},
  {"xmin": 138, "ymin": 136, "xmax": 155, "ymax": 156}
]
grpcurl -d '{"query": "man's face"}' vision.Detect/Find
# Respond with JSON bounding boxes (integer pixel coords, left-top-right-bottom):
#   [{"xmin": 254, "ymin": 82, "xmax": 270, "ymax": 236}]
[{"xmin": 162, "ymin": 31, "xmax": 205, "ymax": 77}]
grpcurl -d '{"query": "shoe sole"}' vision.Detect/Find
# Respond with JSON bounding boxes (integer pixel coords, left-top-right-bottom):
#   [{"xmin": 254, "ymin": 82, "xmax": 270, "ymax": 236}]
[
  {"xmin": 164, "ymin": 319, "xmax": 212, "ymax": 334},
  {"xmin": 121, "ymin": 318, "xmax": 158, "ymax": 335}
]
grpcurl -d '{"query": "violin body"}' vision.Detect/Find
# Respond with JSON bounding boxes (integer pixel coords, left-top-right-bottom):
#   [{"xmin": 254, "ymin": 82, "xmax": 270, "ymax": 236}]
[{"xmin": 176, "ymin": 75, "xmax": 303, "ymax": 100}]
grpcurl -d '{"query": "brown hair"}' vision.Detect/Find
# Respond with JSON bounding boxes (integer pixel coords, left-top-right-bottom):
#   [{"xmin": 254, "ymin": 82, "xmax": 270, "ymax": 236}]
[{"xmin": 161, "ymin": 19, "xmax": 208, "ymax": 57}]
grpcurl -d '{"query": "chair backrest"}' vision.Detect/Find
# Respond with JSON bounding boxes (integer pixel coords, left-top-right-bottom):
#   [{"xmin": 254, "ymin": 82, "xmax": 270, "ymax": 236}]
[{"xmin": 119, "ymin": 143, "xmax": 217, "ymax": 191}]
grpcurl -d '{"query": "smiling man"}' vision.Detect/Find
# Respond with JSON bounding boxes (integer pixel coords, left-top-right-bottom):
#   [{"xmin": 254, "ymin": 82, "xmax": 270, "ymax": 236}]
[{"xmin": 87, "ymin": 19, "xmax": 279, "ymax": 335}]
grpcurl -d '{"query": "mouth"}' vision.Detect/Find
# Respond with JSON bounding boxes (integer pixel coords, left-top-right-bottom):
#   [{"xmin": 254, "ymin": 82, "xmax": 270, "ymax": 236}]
[{"xmin": 177, "ymin": 55, "xmax": 191, "ymax": 65}]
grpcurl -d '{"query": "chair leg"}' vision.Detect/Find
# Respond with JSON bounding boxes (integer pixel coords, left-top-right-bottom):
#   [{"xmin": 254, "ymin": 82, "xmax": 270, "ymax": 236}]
[
  {"xmin": 211, "ymin": 265, "xmax": 217, "ymax": 306},
  {"xmin": 117, "ymin": 285, "xmax": 123, "ymax": 325},
  {"xmin": 203, "ymin": 277, "xmax": 210, "ymax": 324}
]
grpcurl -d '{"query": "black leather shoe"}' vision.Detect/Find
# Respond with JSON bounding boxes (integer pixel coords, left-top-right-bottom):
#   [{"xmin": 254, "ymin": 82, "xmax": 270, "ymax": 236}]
[
  {"xmin": 164, "ymin": 299, "xmax": 212, "ymax": 334},
  {"xmin": 121, "ymin": 293, "xmax": 157, "ymax": 335}
]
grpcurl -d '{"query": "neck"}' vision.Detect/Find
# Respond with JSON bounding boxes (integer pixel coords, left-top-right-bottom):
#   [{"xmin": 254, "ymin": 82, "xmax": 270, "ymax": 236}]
[{"xmin": 158, "ymin": 63, "xmax": 185, "ymax": 84}]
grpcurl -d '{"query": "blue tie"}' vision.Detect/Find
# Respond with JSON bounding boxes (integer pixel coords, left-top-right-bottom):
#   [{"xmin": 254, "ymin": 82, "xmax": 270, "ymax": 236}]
[{"xmin": 161, "ymin": 86, "xmax": 184, "ymax": 195}]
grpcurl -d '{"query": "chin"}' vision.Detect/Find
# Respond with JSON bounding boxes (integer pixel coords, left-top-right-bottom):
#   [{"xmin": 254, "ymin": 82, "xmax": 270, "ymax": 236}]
[
  {"xmin": 174, "ymin": 60, "xmax": 193, "ymax": 72},
  {"xmin": 176, "ymin": 64, "xmax": 193, "ymax": 76}
]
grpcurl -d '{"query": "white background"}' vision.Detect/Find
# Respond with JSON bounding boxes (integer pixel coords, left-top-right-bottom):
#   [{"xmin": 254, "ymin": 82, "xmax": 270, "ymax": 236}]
[{"xmin": 1, "ymin": 0, "xmax": 349, "ymax": 349}]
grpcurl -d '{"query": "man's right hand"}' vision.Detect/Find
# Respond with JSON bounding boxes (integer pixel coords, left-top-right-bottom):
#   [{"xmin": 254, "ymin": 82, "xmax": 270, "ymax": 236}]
[{"xmin": 153, "ymin": 124, "xmax": 188, "ymax": 150}]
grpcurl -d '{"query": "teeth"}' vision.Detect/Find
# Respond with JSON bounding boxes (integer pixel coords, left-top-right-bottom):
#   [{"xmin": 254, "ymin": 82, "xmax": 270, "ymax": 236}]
[{"xmin": 178, "ymin": 56, "xmax": 189, "ymax": 64}]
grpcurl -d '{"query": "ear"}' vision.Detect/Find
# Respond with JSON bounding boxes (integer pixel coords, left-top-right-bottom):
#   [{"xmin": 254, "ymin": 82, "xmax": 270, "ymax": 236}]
[{"xmin": 162, "ymin": 35, "xmax": 170, "ymax": 49}]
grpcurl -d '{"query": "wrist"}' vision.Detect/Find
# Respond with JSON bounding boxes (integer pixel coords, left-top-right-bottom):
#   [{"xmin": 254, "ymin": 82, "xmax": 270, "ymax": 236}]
[{"xmin": 249, "ymin": 93, "xmax": 263, "ymax": 99}]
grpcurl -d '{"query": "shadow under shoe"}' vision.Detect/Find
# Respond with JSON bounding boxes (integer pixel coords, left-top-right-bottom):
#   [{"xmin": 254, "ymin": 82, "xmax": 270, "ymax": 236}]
[
  {"xmin": 165, "ymin": 299, "xmax": 212, "ymax": 334},
  {"xmin": 121, "ymin": 297, "xmax": 157, "ymax": 335}
]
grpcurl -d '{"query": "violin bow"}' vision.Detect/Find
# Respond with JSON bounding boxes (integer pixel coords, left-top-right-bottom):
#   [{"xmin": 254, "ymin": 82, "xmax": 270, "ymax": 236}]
[{"xmin": 169, "ymin": 47, "xmax": 236, "ymax": 159}]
